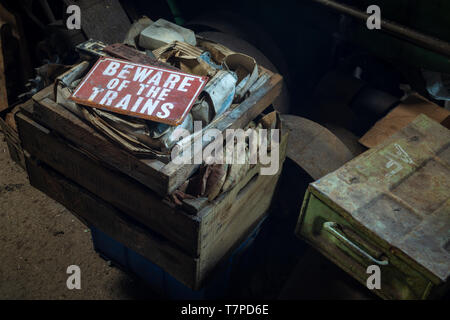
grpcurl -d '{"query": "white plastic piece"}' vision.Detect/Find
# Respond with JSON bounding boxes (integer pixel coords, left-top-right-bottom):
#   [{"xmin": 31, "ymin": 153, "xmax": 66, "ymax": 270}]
[{"xmin": 139, "ymin": 18, "xmax": 196, "ymax": 50}]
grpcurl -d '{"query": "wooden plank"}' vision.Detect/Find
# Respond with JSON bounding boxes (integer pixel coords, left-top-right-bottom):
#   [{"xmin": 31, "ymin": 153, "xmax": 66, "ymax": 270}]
[
  {"xmin": 4, "ymin": 137, "xmax": 25, "ymax": 169},
  {"xmin": 31, "ymin": 84, "xmax": 54, "ymax": 105},
  {"xmin": 32, "ymin": 97, "xmax": 170, "ymax": 196},
  {"xmin": 25, "ymin": 155, "xmax": 198, "ymax": 288},
  {"xmin": 0, "ymin": 114, "xmax": 18, "ymax": 141},
  {"xmin": 16, "ymin": 112, "xmax": 200, "ymax": 256},
  {"xmin": 0, "ymin": 100, "xmax": 34, "ymax": 168}
]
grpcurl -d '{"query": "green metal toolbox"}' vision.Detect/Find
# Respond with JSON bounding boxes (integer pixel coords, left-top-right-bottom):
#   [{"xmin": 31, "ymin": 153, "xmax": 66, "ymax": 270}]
[{"xmin": 296, "ymin": 115, "xmax": 449, "ymax": 300}]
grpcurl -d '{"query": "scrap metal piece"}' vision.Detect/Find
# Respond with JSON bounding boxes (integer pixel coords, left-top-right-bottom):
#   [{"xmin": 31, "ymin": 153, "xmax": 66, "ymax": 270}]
[
  {"xmin": 56, "ymin": 61, "xmax": 90, "ymax": 88},
  {"xmin": 153, "ymin": 41, "xmax": 203, "ymax": 60},
  {"xmin": 152, "ymin": 41, "xmax": 215, "ymax": 77},
  {"xmin": 104, "ymin": 43, "xmax": 179, "ymax": 71},
  {"xmin": 202, "ymin": 70, "xmax": 237, "ymax": 117},
  {"xmin": 76, "ymin": 39, "xmax": 108, "ymax": 59},
  {"xmin": 55, "ymin": 61, "xmax": 90, "ymax": 117},
  {"xmin": 139, "ymin": 18, "xmax": 196, "ymax": 50},
  {"xmin": 223, "ymin": 53, "xmax": 258, "ymax": 102},
  {"xmin": 160, "ymin": 112, "xmax": 193, "ymax": 150},
  {"xmin": 123, "ymin": 16, "xmax": 153, "ymax": 48},
  {"xmin": 191, "ymin": 98, "xmax": 214, "ymax": 125}
]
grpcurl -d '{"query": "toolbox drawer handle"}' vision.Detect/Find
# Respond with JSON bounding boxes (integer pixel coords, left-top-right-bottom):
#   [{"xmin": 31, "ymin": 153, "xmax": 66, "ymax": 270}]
[{"xmin": 323, "ymin": 222, "xmax": 389, "ymax": 266}]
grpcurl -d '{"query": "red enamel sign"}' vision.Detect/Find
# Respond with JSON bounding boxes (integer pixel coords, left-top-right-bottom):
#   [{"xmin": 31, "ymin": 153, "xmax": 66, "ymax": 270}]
[{"xmin": 70, "ymin": 57, "xmax": 208, "ymax": 125}]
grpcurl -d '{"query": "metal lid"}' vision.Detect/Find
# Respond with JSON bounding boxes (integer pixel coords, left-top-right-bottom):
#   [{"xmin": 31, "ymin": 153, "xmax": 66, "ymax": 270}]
[{"xmin": 311, "ymin": 115, "xmax": 450, "ymax": 281}]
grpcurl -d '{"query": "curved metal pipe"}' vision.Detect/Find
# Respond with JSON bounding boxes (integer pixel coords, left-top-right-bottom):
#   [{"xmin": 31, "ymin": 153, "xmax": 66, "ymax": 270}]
[{"xmin": 312, "ymin": 0, "xmax": 450, "ymax": 58}]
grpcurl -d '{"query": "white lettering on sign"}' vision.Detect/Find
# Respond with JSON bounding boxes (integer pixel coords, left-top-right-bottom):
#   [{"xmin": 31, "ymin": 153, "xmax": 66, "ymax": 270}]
[
  {"xmin": 71, "ymin": 57, "xmax": 208, "ymax": 125},
  {"xmin": 178, "ymin": 77, "xmax": 194, "ymax": 92}
]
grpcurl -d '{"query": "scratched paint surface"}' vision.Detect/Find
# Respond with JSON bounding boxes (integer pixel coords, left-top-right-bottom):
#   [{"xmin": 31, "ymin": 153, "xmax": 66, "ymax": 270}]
[
  {"xmin": 70, "ymin": 57, "xmax": 208, "ymax": 125},
  {"xmin": 311, "ymin": 115, "xmax": 450, "ymax": 281}
]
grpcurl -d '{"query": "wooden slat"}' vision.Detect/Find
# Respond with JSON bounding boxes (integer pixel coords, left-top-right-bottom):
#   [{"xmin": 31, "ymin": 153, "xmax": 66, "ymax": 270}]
[
  {"xmin": 196, "ymin": 130, "xmax": 288, "ymax": 284},
  {"xmin": 0, "ymin": 100, "xmax": 35, "ymax": 168},
  {"xmin": 31, "ymin": 84, "xmax": 54, "ymax": 104},
  {"xmin": 4, "ymin": 137, "xmax": 25, "ymax": 168},
  {"xmin": 25, "ymin": 155, "xmax": 198, "ymax": 288},
  {"xmin": 16, "ymin": 112, "xmax": 200, "ymax": 256}
]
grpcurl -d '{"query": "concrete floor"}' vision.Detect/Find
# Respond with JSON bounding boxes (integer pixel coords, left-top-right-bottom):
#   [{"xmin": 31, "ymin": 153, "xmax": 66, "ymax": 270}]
[{"xmin": 0, "ymin": 132, "xmax": 154, "ymax": 299}]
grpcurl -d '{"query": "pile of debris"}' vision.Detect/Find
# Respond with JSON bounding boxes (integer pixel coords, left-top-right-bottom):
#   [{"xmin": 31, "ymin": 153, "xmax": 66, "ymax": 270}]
[{"xmin": 51, "ymin": 17, "xmax": 276, "ymax": 202}]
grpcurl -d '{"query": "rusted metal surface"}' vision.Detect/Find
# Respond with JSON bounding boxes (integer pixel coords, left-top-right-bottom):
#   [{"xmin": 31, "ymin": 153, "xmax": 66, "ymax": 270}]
[
  {"xmin": 280, "ymin": 114, "xmax": 355, "ymax": 180},
  {"xmin": 70, "ymin": 57, "xmax": 208, "ymax": 125},
  {"xmin": 104, "ymin": 43, "xmax": 179, "ymax": 71},
  {"xmin": 76, "ymin": 39, "xmax": 108, "ymax": 58},
  {"xmin": 310, "ymin": 114, "xmax": 450, "ymax": 282}
]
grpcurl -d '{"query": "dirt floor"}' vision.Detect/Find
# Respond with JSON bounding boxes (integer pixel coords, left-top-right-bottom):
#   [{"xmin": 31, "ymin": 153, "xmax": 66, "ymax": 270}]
[
  {"xmin": 0, "ymin": 130, "xmax": 378, "ymax": 300},
  {"xmin": 0, "ymin": 132, "xmax": 156, "ymax": 299}
]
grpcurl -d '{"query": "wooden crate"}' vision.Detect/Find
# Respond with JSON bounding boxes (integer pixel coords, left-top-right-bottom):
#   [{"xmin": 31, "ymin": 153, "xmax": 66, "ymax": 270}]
[
  {"xmin": 30, "ymin": 68, "xmax": 283, "ymax": 197},
  {"xmin": 17, "ymin": 108, "xmax": 287, "ymax": 289}
]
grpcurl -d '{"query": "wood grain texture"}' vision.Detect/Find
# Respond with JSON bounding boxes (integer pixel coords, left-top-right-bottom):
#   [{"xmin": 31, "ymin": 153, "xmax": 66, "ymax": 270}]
[
  {"xmin": 32, "ymin": 97, "xmax": 169, "ymax": 196},
  {"xmin": 0, "ymin": 99, "xmax": 34, "ymax": 169},
  {"xmin": 17, "ymin": 113, "xmax": 199, "ymax": 255}
]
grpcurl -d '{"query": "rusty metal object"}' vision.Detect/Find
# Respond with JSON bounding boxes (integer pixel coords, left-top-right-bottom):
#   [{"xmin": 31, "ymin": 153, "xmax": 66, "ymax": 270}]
[
  {"xmin": 280, "ymin": 114, "xmax": 355, "ymax": 180},
  {"xmin": 197, "ymin": 31, "xmax": 291, "ymax": 114},
  {"xmin": 76, "ymin": 39, "xmax": 109, "ymax": 59},
  {"xmin": 104, "ymin": 43, "xmax": 179, "ymax": 71},
  {"xmin": 297, "ymin": 114, "xmax": 450, "ymax": 299},
  {"xmin": 70, "ymin": 57, "xmax": 208, "ymax": 125}
]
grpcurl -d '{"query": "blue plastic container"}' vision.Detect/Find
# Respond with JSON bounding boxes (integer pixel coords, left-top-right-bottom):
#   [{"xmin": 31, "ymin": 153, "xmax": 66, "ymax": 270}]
[{"xmin": 90, "ymin": 217, "xmax": 265, "ymax": 299}]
